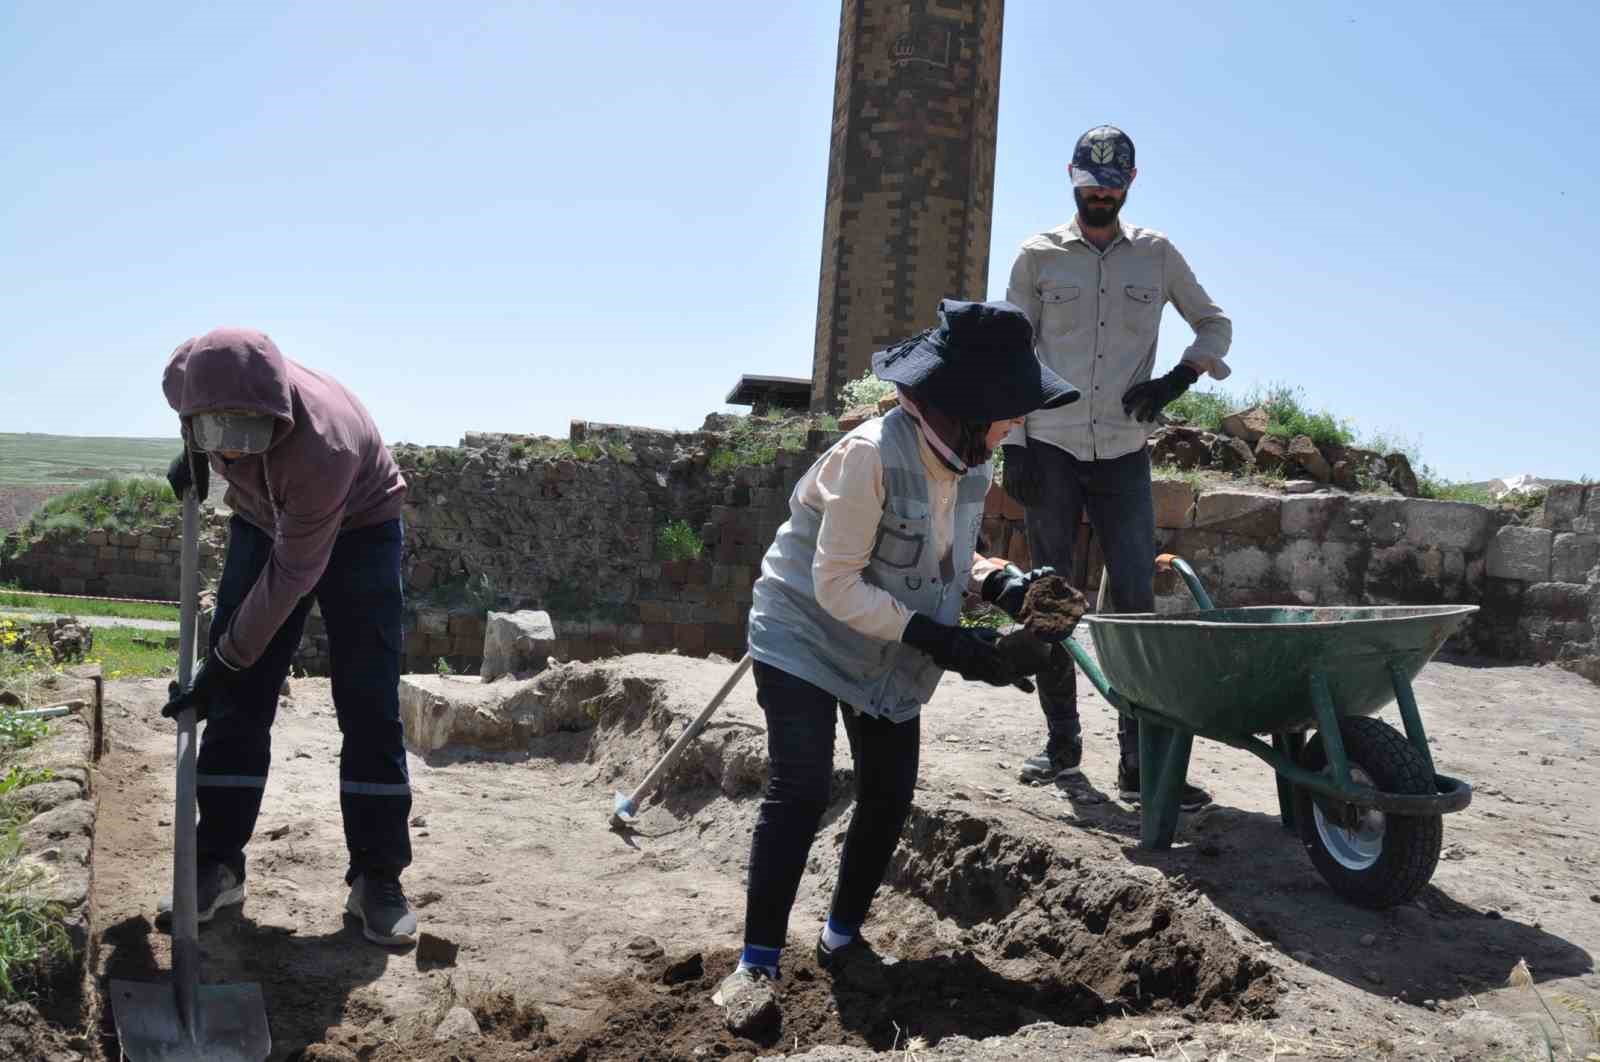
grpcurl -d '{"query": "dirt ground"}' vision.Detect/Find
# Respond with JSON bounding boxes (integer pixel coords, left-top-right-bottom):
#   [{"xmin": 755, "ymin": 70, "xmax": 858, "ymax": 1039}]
[{"xmin": 52, "ymin": 641, "xmax": 1600, "ymax": 1060}]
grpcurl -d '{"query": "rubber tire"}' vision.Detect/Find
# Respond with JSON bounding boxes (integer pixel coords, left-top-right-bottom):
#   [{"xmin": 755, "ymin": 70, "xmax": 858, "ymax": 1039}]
[{"xmin": 1294, "ymin": 716, "xmax": 1442, "ymax": 910}]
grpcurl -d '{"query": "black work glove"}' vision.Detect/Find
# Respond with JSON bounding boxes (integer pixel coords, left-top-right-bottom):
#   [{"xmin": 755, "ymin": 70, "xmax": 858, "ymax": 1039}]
[
  {"xmin": 161, "ymin": 647, "xmax": 241, "ymax": 722},
  {"xmin": 902, "ymin": 614, "xmax": 1035, "ymax": 692},
  {"xmin": 166, "ymin": 448, "xmax": 211, "ymax": 504},
  {"xmin": 999, "ymin": 444, "xmax": 1041, "ymax": 508},
  {"xmin": 981, "ymin": 565, "xmax": 1057, "ymax": 621},
  {"xmin": 1121, "ymin": 364, "xmax": 1200, "ymax": 423}
]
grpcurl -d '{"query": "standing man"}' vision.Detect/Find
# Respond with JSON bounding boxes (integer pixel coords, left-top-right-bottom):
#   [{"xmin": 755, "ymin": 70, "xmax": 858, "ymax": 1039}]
[
  {"xmin": 1002, "ymin": 125, "xmax": 1232, "ymax": 806},
  {"xmin": 158, "ymin": 326, "xmax": 418, "ymax": 946}
]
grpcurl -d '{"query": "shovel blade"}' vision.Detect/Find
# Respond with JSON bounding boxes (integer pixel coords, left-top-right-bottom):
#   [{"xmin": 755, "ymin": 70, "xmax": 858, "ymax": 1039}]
[{"xmin": 111, "ymin": 979, "xmax": 271, "ymax": 1062}]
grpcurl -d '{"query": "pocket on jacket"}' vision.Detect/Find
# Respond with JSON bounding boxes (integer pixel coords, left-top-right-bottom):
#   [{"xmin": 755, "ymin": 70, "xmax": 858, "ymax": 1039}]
[
  {"xmin": 1122, "ymin": 285, "xmax": 1161, "ymax": 337},
  {"xmin": 871, "ymin": 516, "xmax": 928, "ymax": 569},
  {"xmin": 1039, "ymin": 285, "xmax": 1081, "ymax": 336}
]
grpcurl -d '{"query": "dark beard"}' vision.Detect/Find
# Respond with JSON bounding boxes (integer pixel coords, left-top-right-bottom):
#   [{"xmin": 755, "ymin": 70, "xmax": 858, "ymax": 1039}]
[{"xmin": 1075, "ymin": 187, "xmax": 1126, "ymax": 227}]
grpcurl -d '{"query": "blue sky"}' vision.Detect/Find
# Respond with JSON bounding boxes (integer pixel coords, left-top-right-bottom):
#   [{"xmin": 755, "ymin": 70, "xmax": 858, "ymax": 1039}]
[{"xmin": 1, "ymin": 0, "xmax": 1594, "ymax": 481}]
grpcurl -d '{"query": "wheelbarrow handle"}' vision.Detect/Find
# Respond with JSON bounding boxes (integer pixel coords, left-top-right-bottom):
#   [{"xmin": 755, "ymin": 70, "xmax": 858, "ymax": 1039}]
[{"xmin": 1156, "ymin": 554, "xmax": 1215, "ymax": 611}]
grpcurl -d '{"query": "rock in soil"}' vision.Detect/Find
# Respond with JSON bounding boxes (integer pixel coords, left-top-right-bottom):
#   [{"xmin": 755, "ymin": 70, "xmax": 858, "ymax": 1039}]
[
  {"xmin": 662, "ymin": 951, "xmax": 705, "ymax": 984},
  {"xmin": 626, "ymin": 935, "xmax": 665, "ymax": 962},
  {"xmin": 1016, "ymin": 574, "xmax": 1088, "ymax": 641},
  {"xmin": 433, "ymin": 1005, "xmax": 481, "ymax": 1041},
  {"xmin": 300, "ymin": 1045, "xmax": 358, "ymax": 1061},
  {"xmin": 723, "ymin": 978, "xmax": 782, "ymax": 1040},
  {"xmin": 416, "ymin": 931, "xmax": 459, "ymax": 966}
]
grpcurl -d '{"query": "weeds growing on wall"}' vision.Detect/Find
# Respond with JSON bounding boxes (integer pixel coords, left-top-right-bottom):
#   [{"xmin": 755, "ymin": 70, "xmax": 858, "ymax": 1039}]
[
  {"xmin": 416, "ymin": 572, "xmax": 498, "ymax": 617},
  {"xmin": 2, "ymin": 477, "xmax": 178, "ymax": 560},
  {"xmin": 839, "ymin": 370, "xmax": 895, "ymax": 411},
  {"xmin": 656, "ymin": 520, "xmax": 704, "ymax": 562},
  {"xmin": 708, "ymin": 414, "xmax": 813, "ymax": 474}
]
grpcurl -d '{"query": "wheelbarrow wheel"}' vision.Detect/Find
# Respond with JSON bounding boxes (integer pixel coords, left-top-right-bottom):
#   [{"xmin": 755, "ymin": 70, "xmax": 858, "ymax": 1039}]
[{"xmin": 1294, "ymin": 716, "xmax": 1442, "ymax": 910}]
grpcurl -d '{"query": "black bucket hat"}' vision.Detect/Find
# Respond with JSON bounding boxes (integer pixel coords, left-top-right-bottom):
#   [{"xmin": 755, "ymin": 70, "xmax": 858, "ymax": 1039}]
[{"xmin": 870, "ymin": 299, "xmax": 1080, "ymax": 421}]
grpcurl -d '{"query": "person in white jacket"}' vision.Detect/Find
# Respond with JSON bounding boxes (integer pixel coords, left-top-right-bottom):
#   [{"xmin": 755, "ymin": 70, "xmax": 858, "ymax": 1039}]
[{"xmin": 714, "ymin": 299, "xmax": 1079, "ymax": 1018}]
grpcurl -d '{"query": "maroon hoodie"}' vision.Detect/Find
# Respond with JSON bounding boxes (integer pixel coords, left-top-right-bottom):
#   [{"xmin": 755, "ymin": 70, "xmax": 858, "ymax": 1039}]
[{"xmin": 162, "ymin": 328, "xmax": 406, "ymax": 668}]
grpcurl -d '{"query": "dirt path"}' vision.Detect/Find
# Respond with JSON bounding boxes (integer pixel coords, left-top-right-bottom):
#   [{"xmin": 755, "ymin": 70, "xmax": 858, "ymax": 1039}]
[{"xmin": 82, "ymin": 647, "xmax": 1600, "ymax": 1061}]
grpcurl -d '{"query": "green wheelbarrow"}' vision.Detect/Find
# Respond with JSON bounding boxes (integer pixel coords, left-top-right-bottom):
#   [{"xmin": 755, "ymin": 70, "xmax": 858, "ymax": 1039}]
[{"xmin": 1060, "ymin": 554, "xmax": 1476, "ymax": 909}]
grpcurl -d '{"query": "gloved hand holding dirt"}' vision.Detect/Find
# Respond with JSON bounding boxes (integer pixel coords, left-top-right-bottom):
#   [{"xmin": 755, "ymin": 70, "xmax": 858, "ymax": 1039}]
[{"xmin": 991, "ymin": 573, "xmax": 1090, "ymax": 675}]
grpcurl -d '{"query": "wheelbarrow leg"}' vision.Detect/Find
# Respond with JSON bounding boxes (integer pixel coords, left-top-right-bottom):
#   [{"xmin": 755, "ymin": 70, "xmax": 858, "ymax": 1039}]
[
  {"xmin": 1270, "ymin": 732, "xmax": 1306, "ymax": 831},
  {"xmin": 1137, "ymin": 717, "xmax": 1193, "ymax": 850},
  {"xmin": 1388, "ymin": 663, "xmax": 1438, "ymax": 778}
]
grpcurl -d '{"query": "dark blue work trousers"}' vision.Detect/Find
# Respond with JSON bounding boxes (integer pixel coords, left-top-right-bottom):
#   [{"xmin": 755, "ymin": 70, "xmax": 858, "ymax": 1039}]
[
  {"xmin": 197, "ymin": 515, "xmax": 411, "ymax": 885},
  {"xmin": 1022, "ymin": 443, "xmax": 1156, "ymax": 769},
  {"xmin": 743, "ymin": 661, "xmax": 920, "ymax": 949}
]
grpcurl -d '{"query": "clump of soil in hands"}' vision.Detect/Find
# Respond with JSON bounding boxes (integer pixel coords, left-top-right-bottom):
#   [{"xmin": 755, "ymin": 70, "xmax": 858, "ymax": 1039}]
[{"xmin": 1016, "ymin": 574, "xmax": 1088, "ymax": 642}]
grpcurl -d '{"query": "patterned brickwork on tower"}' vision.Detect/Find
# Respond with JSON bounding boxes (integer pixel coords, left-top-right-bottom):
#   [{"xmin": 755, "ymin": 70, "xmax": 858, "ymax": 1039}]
[{"xmin": 811, "ymin": 0, "xmax": 1004, "ymax": 411}]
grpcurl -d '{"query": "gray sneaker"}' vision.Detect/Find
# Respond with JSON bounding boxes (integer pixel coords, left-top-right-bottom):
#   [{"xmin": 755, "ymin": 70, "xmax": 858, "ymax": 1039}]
[
  {"xmin": 713, "ymin": 965, "xmax": 781, "ymax": 1038},
  {"xmin": 346, "ymin": 874, "xmax": 418, "ymax": 946},
  {"xmin": 156, "ymin": 863, "xmax": 245, "ymax": 928},
  {"xmin": 712, "ymin": 964, "xmax": 772, "ymax": 1007},
  {"xmin": 1019, "ymin": 736, "xmax": 1082, "ymax": 782}
]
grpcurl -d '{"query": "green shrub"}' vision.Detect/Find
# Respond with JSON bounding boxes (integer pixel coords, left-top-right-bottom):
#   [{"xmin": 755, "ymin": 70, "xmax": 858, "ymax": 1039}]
[
  {"xmin": 839, "ymin": 371, "xmax": 894, "ymax": 411},
  {"xmin": 657, "ymin": 520, "xmax": 704, "ymax": 561},
  {"xmin": 1164, "ymin": 388, "xmax": 1232, "ymax": 431},
  {"xmin": 1258, "ymin": 384, "xmax": 1353, "ymax": 447},
  {"xmin": 7, "ymin": 477, "xmax": 178, "ymax": 556}
]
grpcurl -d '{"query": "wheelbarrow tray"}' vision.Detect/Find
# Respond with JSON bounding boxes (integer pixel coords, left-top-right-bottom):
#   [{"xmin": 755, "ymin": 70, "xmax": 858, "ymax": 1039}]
[{"xmin": 1082, "ymin": 604, "xmax": 1478, "ymax": 740}]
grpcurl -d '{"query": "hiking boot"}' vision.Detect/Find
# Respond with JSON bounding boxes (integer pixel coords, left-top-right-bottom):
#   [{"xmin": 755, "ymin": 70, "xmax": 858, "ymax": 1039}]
[
  {"xmin": 1117, "ymin": 766, "xmax": 1212, "ymax": 811},
  {"xmin": 1018, "ymin": 736, "xmax": 1082, "ymax": 783},
  {"xmin": 815, "ymin": 934, "xmax": 899, "ymax": 993},
  {"xmin": 346, "ymin": 874, "xmax": 418, "ymax": 946},
  {"xmin": 155, "ymin": 862, "xmax": 244, "ymax": 928}
]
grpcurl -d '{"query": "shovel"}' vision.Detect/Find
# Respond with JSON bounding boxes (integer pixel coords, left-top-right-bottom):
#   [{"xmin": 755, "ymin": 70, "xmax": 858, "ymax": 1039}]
[
  {"xmin": 111, "ymin": 485, "xmax": 272, "ymax": 1061},
  {"xmin": 611, "ymin": 653, "xmax": 753, "ymax": 829}
]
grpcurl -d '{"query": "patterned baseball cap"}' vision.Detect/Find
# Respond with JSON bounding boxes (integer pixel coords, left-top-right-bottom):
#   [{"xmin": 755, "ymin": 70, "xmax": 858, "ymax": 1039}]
[{"xmin": 1071, "ymin": 125, "xmax": 1136, "ymax": 189}]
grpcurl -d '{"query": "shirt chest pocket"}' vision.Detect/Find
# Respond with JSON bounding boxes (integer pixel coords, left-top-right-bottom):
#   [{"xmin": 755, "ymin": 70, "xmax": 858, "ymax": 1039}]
[
  {"xmin": 871, "ymin": 512, "xmax": 929, "ymax": 571},
  {"xmin": 1121, "ymin": 284, "xmax": 1161, "ymax": 337},
  {"xmin": 1038, "ymin": 285, "xmax": 1081, "ymax": 337}
]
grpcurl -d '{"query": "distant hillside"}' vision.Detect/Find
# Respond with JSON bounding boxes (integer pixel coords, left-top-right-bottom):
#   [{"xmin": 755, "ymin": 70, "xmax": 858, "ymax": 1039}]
[
  {"xmin": 0, "ymin": 432, "xmax": 180, "ymax": 532},
  {"xmin": 0, "ymin": 432, "xmax": 177, "ymax": 486}
]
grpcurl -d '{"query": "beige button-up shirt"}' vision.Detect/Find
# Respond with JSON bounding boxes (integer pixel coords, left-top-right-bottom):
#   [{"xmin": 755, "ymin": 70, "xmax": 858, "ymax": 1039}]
[
  {"xmin": 1005, "ymin": 218, "xmax": 1233, "ymax": 461},
  {"xmin": 800, "ymin": 430, "xmax": 1002, "ymax": 643}
]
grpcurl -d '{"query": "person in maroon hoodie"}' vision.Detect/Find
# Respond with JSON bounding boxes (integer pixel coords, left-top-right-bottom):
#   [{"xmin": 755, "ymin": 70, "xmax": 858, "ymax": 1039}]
[{"xmin": 157, "ymin": 326, "xmax": 417, "ymax": 946}]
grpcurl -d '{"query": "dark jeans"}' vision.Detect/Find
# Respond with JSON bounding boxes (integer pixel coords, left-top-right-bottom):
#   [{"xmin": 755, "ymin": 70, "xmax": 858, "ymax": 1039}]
[
  {"xmin": 198, "ymin": 515, "xmax": 411, "ymax": 886},
  {"xmin": 743, "ymin": 661, "xmax": 919, "ymax": 949},
  {"xmin": 1023, "ymin": 443, "xmax": 1155, "ymax": 769}
]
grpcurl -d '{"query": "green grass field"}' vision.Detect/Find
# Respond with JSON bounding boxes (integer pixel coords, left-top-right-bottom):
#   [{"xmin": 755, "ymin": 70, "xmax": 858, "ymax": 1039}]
[
  {"xmin": 85, "ymin": 626, "xmax": 178, "ymax": 679},
  {"xmin": 0, "ymin": 590, "xmax": 179, "ymax": 622},
  {"xmin": 0, "ymin": 432, "xmax": 178, "ymax": 486}
]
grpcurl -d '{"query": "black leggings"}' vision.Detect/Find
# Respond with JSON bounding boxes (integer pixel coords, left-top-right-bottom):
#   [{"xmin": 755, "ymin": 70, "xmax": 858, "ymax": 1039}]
[{"xmin": 743, "ymin": 661, "xmax": 920, "ymax": 948}]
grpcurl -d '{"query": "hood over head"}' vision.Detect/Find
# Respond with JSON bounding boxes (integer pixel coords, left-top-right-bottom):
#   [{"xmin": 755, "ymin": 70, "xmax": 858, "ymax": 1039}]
[{"xmin": 162, "ymin": 327, "xmax": 296, "ymax": 448}]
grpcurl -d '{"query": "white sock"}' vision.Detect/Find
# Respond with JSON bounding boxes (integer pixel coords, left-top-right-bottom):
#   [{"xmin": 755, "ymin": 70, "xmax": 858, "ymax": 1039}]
[{"xmin": 820, "ymin": 921, "xmax": 855, "ymax": 952}]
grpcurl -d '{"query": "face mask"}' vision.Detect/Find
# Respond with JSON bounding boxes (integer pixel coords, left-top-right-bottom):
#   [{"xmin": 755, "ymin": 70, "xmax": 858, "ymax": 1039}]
[{"xmin": 191, "ymin": 411, "xmax": 276, "ymax": 454}]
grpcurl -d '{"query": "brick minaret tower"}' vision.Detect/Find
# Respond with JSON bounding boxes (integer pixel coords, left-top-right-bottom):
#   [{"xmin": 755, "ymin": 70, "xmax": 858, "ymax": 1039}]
[{"xmin": 811, "ymin": 0, "xmax": 1005, "ymax": 411}]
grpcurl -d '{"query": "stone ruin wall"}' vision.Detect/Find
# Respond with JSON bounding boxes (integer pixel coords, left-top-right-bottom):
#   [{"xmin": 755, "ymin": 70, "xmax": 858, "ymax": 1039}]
[
  {"xmin": 391, "ymin": 418, "xmax": 844, "ymax": 676},
  {"xmin": 986, "ymin": 480, "xmax": 1600, "ymax": 679},
  {"xmin": 0, "ymin": 511, "xmax": 226, "ymax": 600},
  {"xmin": 3, "ymin": 421, "xmax": 1596, "ymax": 685}
]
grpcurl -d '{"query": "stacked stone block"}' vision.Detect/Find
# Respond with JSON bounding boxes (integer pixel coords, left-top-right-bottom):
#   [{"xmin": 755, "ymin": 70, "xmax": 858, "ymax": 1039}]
[
  {"xmin": 811, "ymin": 0, "xmax": 1004, "ymax": 410},
  {"xmin": 1, "ymin": 513, "xmax": 226, "ymax": 600}
]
